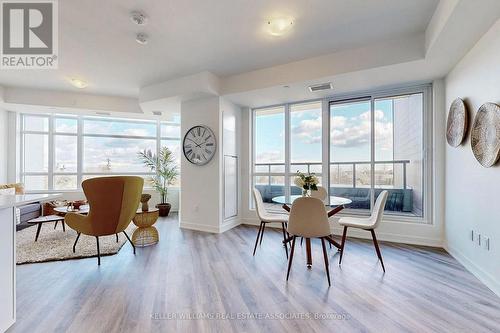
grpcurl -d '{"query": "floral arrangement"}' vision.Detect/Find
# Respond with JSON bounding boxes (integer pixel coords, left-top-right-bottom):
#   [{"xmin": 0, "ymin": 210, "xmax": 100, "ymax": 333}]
[{"xmin": 294, "ymin": 171, "xmax": 319, "ymax": 194}]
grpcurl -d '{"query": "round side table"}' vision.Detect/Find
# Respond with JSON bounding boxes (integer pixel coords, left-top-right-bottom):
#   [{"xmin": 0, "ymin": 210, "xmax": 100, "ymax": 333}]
[{"xmin": 132, "ymin": 208, "xmax": 159, "ymax": 247}]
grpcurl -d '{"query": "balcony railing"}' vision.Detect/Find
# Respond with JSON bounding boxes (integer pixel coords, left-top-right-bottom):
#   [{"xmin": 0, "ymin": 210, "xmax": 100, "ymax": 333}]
[{"xmin": 254, "ymin": 160, "xmax": 411, "ymax": 189}]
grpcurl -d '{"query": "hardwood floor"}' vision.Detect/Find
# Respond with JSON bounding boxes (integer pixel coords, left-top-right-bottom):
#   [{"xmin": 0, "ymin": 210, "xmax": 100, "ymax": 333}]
[{"xmin": 9, "ymin": 214, "xmax": 500, "ymax": 333}]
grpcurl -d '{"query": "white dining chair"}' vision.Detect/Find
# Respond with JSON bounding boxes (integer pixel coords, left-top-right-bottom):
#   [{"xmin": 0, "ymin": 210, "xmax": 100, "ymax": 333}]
[
  {"xmin": 252, "ymin": 188, "xmax": 290, "ymax": 258},
  {"xmin": 310, "ymin": 185, "xmax": 328, "ymax": 202},
  {"xmin": 337, "ymin": 190, "xmax": 388, "ymax": 272},
  {"xmin": 286, "ymin": 197, "xmax": 333, "ymax": 286}
]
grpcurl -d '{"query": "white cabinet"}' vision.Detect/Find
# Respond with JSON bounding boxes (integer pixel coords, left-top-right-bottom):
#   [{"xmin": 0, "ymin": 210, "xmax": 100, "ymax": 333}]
[{"xmin": 0, "ymin": 207, "xmax": 15, "ymax": 333}]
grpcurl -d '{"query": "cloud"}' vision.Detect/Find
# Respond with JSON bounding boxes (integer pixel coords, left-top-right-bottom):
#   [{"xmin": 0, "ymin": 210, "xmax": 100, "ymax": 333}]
[
  {"xmin": 292, "ymin": 116, "xmax": 322, "ymax": 144},
  {"xmin": 256, "ymin": 150, "xmax": 284, "ymax": 163}
]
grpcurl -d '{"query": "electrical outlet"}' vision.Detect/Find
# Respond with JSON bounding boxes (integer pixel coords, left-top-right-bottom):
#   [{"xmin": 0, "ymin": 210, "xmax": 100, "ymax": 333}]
[{"xmin": 483, "ymin": 237, "xmax": 490, "ymax": 251}]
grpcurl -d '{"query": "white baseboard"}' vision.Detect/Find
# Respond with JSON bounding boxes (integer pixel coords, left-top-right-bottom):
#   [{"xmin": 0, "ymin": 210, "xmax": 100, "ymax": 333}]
[
  {"xmin": 220, "ymin": 217, "xmax": 241, "ymax": 233},
  {"xmin": 241, "ymin": 218, "xmax": 443, "ymax": 247},
  {"xmin": 444, "ymin": 244, "xmax": 500, "ymax": 297},
  {"xmin": 179, "ymin": 218, "xmax": 241, "ymax": 234},
  {"xmin": 179, "ymin": 221, "xmax": 220, "ymax": 233},
  {"xmin": 330, "ymin": 227, "xmax": 443, "ymax": 247}
]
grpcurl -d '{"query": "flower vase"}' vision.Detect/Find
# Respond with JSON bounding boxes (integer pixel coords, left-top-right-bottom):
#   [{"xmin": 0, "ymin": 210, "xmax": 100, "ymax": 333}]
[{"xmin": 302, "ymin": 189, "xmax": 310, "ymax": 197}]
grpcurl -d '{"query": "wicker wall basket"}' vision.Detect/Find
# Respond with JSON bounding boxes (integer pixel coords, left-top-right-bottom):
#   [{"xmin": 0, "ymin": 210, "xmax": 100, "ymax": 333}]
[
  {"xmin": 470, "ymin": 102, "xmax": 500, "ymax": 167},
  {"xmin": 446, "ymin": 98, "xmax": 468, "ymax": 147}
]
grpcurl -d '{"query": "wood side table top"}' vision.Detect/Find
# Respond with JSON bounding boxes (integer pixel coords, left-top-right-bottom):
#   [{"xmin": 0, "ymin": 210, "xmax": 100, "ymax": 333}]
[{"xmin": 135, "ymin": 208, "xmax": 159, "ymax": 214}]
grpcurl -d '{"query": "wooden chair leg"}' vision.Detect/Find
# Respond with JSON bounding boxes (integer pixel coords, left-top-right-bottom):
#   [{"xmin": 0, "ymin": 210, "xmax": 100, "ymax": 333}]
[
  {"xmin": 54, "ymin": 221, "xmax": 58, "ymax": 229},
  {"xmin": 259, "ymin": 223, "xmax": 266, "ymax": 245},
  {"xmin": 339, "ymin": 226, "xmax": 348, "ymax": 265},
  {"xmin": 123, "ymin": 231, "xmax": 136, "ymax": 255},
  {"xmin": 73, "ymin": 232, "xmax": 81, "ymax": 253},
  {"xmin": 281, "ymin": 223, "xmax": 288, "ymax": 259},
  {"xmin": 321, "ymin": 238, "xmax": 331, "ymax": 286},
  {"xmin": 252, "ymin": 222, "xmax": 263, "ymax": 256},
  {"xmin": 116, "ymin": 234, "xmax": 119, "ymax": 242},
  {"xmin": 286, "ymin": 236, "xmax": 296, "ymax": 281},
  {"xmin": 370, "ymin": 229, "xmax": 385, "ymax": 272},
  {"xmin": 62, "ymin": 221, "xmax": 66, "ymax": 232},
  {"xmin": 96, "ymin": 236, "xmax": 101, "ymax": 265}
]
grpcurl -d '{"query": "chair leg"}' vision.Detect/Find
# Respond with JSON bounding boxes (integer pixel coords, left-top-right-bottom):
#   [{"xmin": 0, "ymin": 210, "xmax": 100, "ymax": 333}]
[
  {"xmin": 96, "ymin": 236, "xmax": 101, "ymax": 265},
  {"xmin": 321, "ymin": 238, "xmax": 331, "ymax": 286},
  {"xmin": 62, "ymin": 221, "xmax": 66, "ymax": 232},
  {"xmin": 281, "ymin": 223, "xmax": 288, "ymax": 259},
  {"xmin": 73, "ymin": 232, "xmax": 81, "ymax": 253},
  {"xmin": 54, "ymin": 221, "xmax": 58, "ymax": 230},
  {"xmin": 116, "ymin": 233, "xmax": 119, "ymax": 242},
  {"xmin": 123, "ymin": 231, "xmax": 136, "ymax": 255},
  {"xmin": 253, "ymin": 222, "xmax": 263, "ymax": 256},
  {"xmin": 286, "ymin": 236, "xmax": 296, "ymax": 281},
  {"xmin": 339, "ymin": 226, "xmax": 348, "ymax": 266},
  {"xmin": 259, "ymin": 223, "xmax": 266, "ymax": 245},
  {"xmin": 370, "ymin": 229, "xmax": 385, "ymax": 272},
  {"xmin": 300, "ymin": 237, "xmax": 303, "ymax": 246}
]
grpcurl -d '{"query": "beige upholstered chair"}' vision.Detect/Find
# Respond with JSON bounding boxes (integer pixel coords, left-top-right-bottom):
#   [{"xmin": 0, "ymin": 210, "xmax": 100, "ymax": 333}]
[
  {"xmin": 338, "ymin": 190, "xmax": 388, "ymax": 272},
  {"xmin": 310, "ymin": 186, "xmax": 328, "ymax": 202},
  {"xmin": 252, "ymin": 188, "xmax": 290, "ymax": 258},
  {"xmin": 286, "ymin": 197, "xmax": 333, "ymax": 286}
]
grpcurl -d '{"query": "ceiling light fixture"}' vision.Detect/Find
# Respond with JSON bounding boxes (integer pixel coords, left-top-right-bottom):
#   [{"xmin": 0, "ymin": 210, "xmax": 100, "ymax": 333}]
[
  {"xmin": 130, "ymin": 11, "xmax": 148, "ymax": 25},
  {"xmin": 69, "ymin": 78, "xmax": 88, "ymax": 89},
  {"xmin": 266, "ymin": 17, "xmax": 294, "ymax": 36}
]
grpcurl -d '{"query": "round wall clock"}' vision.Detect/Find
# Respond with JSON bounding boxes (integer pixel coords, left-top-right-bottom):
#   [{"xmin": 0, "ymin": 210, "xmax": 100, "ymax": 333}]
[
  {"xmin": 446, "ymin": 98, "xmax": 468, "ymax": 147},
  {"xmin": 471, "ymin": 102, "xmax": 500, "ymax": 168},
  {"xmin": 183, "ymin": 125, "xmax": 217, "ymax": 165}
]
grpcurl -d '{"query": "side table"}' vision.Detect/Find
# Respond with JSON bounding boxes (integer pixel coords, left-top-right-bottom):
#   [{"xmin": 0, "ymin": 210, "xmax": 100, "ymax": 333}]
[{"xmin": 132, "ymin": 208, "xmax": 159, "ymax": 247}]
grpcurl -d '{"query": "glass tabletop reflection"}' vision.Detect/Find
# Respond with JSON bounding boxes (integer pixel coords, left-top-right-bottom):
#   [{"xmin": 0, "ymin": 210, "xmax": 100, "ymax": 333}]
[{"xmin": 272, "ymin": 195, "xmax": 352, "ymax": 206}]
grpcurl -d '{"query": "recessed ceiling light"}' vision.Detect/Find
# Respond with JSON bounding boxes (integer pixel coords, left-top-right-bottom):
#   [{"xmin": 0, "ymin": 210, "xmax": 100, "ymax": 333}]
[
  {"xmin": 136, "ymin": 33, "xmax": 148, "ymax": 45},
  {"xmin": 266, "ymin": 17, "xmax": 294, "ymax": 36},
  {"xmin": 130, "ymin": 11, "xmax": 148, "ymax": 25},
  {"xmin": 69, "ymin": 78, "xmax": 88, "ymax": 89}
]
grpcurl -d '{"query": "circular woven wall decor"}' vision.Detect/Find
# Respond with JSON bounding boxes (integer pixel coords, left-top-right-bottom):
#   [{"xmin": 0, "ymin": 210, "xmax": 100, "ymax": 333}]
[
  {"xmin": 471, "ymin": 102, "xmax": 500, "ymax": 167},
  {"xmin": 446, "ymin": 98, "xmax": 468, "ymax": 147}
]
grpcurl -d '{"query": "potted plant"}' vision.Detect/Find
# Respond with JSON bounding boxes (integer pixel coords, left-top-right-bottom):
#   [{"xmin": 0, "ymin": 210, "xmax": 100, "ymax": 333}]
[{"xmin": 138, "ymin": 147, "xmax": 179, "ymax": 217}]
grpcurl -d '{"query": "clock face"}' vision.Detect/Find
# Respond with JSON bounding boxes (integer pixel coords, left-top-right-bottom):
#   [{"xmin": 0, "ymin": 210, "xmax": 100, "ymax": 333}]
[{"xmin": 183, "ymin": 125, "xmax": 217, "ymax": 165}]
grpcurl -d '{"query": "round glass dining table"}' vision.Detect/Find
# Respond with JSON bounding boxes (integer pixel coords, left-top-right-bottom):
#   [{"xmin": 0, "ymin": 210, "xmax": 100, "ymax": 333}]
[{"xmin": 272, "ymin": 195, "xmax": 352, "ymax": 206}]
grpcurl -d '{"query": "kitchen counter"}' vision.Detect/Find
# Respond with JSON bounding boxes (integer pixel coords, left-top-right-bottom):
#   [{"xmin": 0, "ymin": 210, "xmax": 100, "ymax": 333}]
[
  {"xmin": 0, "ymin": 193, "xmax": 62, "ymax": 210},
  {"xmin": 0, "ymin": 193, "xmax": 62, "ymax": 332}
]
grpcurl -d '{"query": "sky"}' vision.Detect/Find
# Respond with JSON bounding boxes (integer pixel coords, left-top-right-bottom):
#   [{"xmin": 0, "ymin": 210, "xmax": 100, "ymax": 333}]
[{"xmin": 254, "ymin": 100, "xmax": 394, "ymax": 167}]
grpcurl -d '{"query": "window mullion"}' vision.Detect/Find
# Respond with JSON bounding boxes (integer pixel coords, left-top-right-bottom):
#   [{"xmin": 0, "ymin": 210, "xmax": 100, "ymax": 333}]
[
  {"xmin": 370, "ymin": 97, "xmax": 375, "ymax": 211},
  {"xmin": 284, "ymin": 104, "xmax": 290, "ymax": 201},
  {"xmin": 48, "ymin": 115, "xmax": 54, "ymax": 190},
  {"xmin": 77, "ymin": 116, "xmax": 83, "ymax": 189}
]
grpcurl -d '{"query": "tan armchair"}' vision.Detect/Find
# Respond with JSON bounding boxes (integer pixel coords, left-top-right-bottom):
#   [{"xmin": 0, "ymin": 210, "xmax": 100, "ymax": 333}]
[{"xmin": 65, "ymin": 176, "xmax": 144, "ymax": 265}]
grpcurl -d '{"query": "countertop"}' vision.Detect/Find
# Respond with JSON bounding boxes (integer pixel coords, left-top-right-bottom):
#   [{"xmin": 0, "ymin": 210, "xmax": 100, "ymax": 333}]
[{"xmin": 0, "ymin": 193, "xmax": 62, "ymax": 209}]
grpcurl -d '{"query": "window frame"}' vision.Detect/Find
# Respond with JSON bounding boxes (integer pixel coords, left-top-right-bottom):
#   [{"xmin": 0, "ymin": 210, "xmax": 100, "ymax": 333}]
[
  {"xmin": 19, "ymin": 114, "xmax": 181, "ymax": 192},
  {"xmin": 251, "ymin": 84, "xmax": 433, "ymax": 224}
]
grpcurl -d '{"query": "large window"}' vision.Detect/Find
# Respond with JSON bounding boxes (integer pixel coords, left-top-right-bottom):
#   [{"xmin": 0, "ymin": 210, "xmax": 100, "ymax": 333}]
[
  {"xmin": 252, "ymin": 85, "xmax": 431, "ymax": 220},
  {"xmin": 20, "ymin": 114, "xmax": 181, "ymax": 191}
]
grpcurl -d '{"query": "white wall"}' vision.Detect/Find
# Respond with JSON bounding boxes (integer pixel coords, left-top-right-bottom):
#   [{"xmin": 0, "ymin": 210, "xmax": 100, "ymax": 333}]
[
  {"xmin": 179, "ymin": 96, "xmax": 222, "ymax": 232},
  {"xmin": 444, "ymin": 19, "xmax": 500, "ymax": 296}
]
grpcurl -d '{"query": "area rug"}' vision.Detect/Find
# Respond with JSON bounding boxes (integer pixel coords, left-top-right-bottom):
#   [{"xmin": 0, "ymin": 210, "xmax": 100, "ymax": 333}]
[{"xmin": 16, "ymin": 222, "xmax": 135, "ymax": 264}]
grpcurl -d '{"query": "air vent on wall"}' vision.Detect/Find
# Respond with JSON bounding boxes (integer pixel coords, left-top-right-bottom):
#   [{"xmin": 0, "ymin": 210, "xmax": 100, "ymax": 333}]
[
  {"xmin": 152, "ymin": 111, "xmax": 162, "ymax": 116},
  {"xmin": 308, "ymin": 82, "xmax": 333, "ymax": 92}
]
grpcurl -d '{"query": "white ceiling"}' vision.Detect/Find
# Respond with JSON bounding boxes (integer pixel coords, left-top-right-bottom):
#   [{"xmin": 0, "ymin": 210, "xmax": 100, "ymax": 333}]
[{"xmin": 0, "ymin": 0, "xmax": 438, "ymax": 97}]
